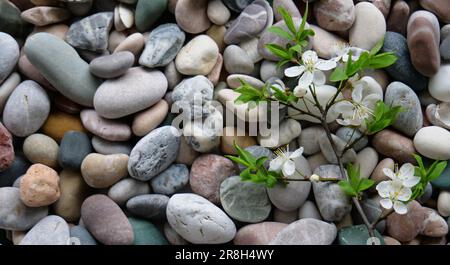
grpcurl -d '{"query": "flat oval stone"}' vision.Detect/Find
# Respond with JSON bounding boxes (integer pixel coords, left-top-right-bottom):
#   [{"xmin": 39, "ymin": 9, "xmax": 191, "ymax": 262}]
[
  {"xmin": 166, "ymin": 193, "xmax": 236, "ymax": 244},
  {"xmin": 175, "ymin": 35, "xmax": 219, "ymax": 76},
  {"xmin": 81, "ymin": 153, "xmax": 129, "ymax": 188},
  {"xmin": 234, "ymin": 222, "xmax": 288, "ymax": 245},
  {"xmin": 314, "ymin": 0, "xmax": 355, "ymax": 31},
  {"xmin": 0, "ymin": 72, "xmax": 20, "ymax": 114},
  {"xmin": 150, "ymin": 164, "xmax": 189, "ymax": 195},
  {"xmin": 440, "ymin": 36, "xmax": 450, "ymax": 60},
  {"xmin": 89, "ymin": 51, "xmax": 134, "ymax": 79},
  {"xmin": 66, "ymin": 12, "xmax": 113, "ymax": 52},
  {"xmin": 94, "ymin": 67, "xmax": 168, "ymax": 119},
  {"xmin": 135, "ymin": 0, "xmax": 167, "ymax": 32},
  {"xmin": 349, "ymin": 2, "xmax": 386, "ymax": 50},
  {"xmin": 58, "ymin": 131, "xmax": 92, "ymax": 170},
  {"xmin": 175, "ymin": 0, "xmax": 210, "ymax": 34},
  {"xmin": 223, "ymin": 45, "xmax": 254, "ymax": 74},
  {"xmin": 2, "ymin": 80, "xmax": 50, "ymax": 137},
  {"xmin": 24, "ymin": 32, "xmax": 102, "ymax": 107},
  {"xmin": 128, "ymin": 126, "xmax": 181, "ymax": 181},
  {"xmin": 81, "ymin": 194, "xmax": 134, "ymax": 245},
  {"xmin": 338, "ymin": 225, "xmax": 385, "ymax": 245},
  {"xmin": 70, "ymin": 225, "xmax": 97, "ymax": 245},
  {"xmin": 421, "ymin": 207, "xmax": 448, "ymax": 237},
  {"xmin": 139, "ymin": 23, "xmax": 185, "ymax": 68},
  {"xmin": 0, "ymin": 32, "xmax": 20, "ymax": 84},
  {"xmin": 385, "ymin": 82, "xmax": 423, "ymax": 136},
  {"xmin": 129, "ymin": 217, "xmax": 168, "ymax": 245},
  {"xmin": 190, "ymin": 154, "xmax": 238, "ymax": 204},
  {"xmin": 407, "ymin": 10, "xmax": 441, "ymax": 77},
  {"xmin": 0, "ymin": 122, "xmax": 14, "ymax": 172},
  {"xmin": 220, "ymin": 176, "xmax": 271, "ymax": 223},
  {"xmin": 108, "ymin": 178, "xmax": 150, "ymax": 206},
  {"xmin": 23, "ymin": 134, "xmax": 59, "ymax": 169},
  {"xmin": 382, "ymin": 31, "xmax": 428, "ymax": 91},
  {"xmin": 53, "ymin": 169, "xmax": 90, "ymax": 222},
  {"xmin": 310, "ymin": 25, "xmax": 348, "ymax": 60},
  {"xmin": 91, "ymin": 136, "xmax": 132, "ymax": 155},
  {"xmin": 126, "ymin": 194, "xmax": 169, "ymax": 220},
  {"xmin": 372, "ymin": 129, "xmax": 416, "ymax": 164},
  {"xmin": 414, "ymin": 126, "xmax": 450, "ymax": 160},
  {"xmin": 132, "ymin": 100, "xmax": 169, "ymax": 137},
  {"xmin": 20, "ymin": 215, "xmax": 69, "ymax": 245},
  {"xmin": 223, "ymin": 0, "xmax": 255, "ymax": 12},
  {"xmin": 273, "ymin": 0, "xmax": 300, "ymax": 22},
  {"xmin": 0, "ymin": 187, "xmax": 48, "ymax": 231},
  {"xmin": 81, "ymin": 109, "xmax": 132, "ymax": 141},
  {"xmin": 207, "ymin": 0, "xmax": 231, "ymax": 25},
  {"xmin": 387, "ymin": 0, "xmax": 409, "ymax": 35},
  {"xmin": 429, "ymin": 64, "xmax": 450, "ymax": 102},
  {"xmin": 313, "ymin": 165, "xmax": 352, "ymax": 222},
  {"xmin": 21, "ymin": 6, "xmax": 70, "ymax": 27},
  {"xmin": 269, "ymin": 218, "xmax": 337, "ymax": 245},
  {"xmin": 386, "ymin": 200, "xmax": 426, "ymax": 242}
]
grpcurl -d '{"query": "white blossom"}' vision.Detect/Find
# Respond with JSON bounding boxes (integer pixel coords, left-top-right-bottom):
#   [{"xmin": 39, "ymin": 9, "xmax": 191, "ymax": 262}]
[
  {"xmin": 269, "ymin": 146, "xmax": 304, "ymax": 177},
  {"xmin": 376, "ymin": 180, "xmax": 412, "ymax": 215},
  {"xmin": 382, "ymin": 163, "xmax": 421, "ymax": 188}
]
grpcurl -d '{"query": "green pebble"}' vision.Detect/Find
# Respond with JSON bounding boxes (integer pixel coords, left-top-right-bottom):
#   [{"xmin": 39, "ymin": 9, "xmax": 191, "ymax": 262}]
[
  {"xmin": 135, "ymin": 0, "xmax": 168, "ymax": 32},
  {"xmin": 338, "ymin": 225, "xmax": 385, "ymax": 245},
  {"xmin": 129, "ymin": 217, "xmax": 168, "ymax": 245}
]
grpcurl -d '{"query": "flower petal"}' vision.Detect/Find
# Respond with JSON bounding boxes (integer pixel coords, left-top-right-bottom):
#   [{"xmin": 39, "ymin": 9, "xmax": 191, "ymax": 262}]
[
  {"xmin": 282, "ymin": 160, "xmax": 296, "ymax": 177},
  {"xmin": 302, "ymin": 50, "xmax": 318, "ymax": 64},
  {"xmin": 289, "ymin": 147, "xmax": 304, "ymax": 159},
  {"xmin": 284, "ymin": 66, "xmax": 306, "ymax": 78},
  {"xmin": 383, "ymin": 168, "xmax": 396, "ymax": 180},
  {"xmin": 402, "ymin": 176, "xmax": 421, "ymax": 188},
  {"xmin": 334, "ymin": 101, "xmax": 355, "ymax": 114},
  {"xmin": 352, "ymin": 83, "xmax": 364, "ymax": 103},
  {"xmin": 399, "ymin": 163, "xmax": 415, "ymax": 179},
  {"xmin": 293, "ymin": 86, "xmax": 308, "ymax": 97},
  {"xmin": 313, "ymin": 70, "xmax": 326, "ymax": 86},
  {"xmin": 393, "ymin": 201, "xmax": 408, "ymax": 215},
  {"xmin": 315, "ymin": 59, "xmax": 337, "ymax": 71},
  {"xmin": 380, "ymin": 198, "xmax": 393, "ymax": 210},
  {"xmin": 269, "ymin": 157, "xmax": 284, "ymax": 172},
  {"xmin": 397, "ymin": 186, "xmax": 412, "ymax": 201},
  {"xmin": 376, "ymin": 181, "xmax": 391, "ymax": 198},
  {"xmin": 298, "ymin": 71, "xmax": 314, "ymax": 89}
]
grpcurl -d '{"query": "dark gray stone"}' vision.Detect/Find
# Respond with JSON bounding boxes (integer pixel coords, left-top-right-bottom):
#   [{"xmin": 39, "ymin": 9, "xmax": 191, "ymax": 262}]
[
  {"xmin": 0, "ymin": 155, "xmax": 29, "ymax": 187},
  {"xmin": 336, "ymin": 127, "xmax": 368, "ymax": 152},
  {"xmin": 150, "ymin": 164, "xmax": 189, "ymax": 195},
  {"xmin": 440, "ymin": 35, "xmax": 450, "ymax": 60},
  {"xmin": 58, "ymin": 131, "xmax": 92, "ymax": 170},
  {"xmin": 126, "ymin": 194, "xmax": 170, "ymax": 220},
  {"xmin": 89, "ymin": 51, "xmax": 134, "ymax": 79},
  {"xmin": 223, "ymin": 0, "xmax": 257, "ymax": 12}
]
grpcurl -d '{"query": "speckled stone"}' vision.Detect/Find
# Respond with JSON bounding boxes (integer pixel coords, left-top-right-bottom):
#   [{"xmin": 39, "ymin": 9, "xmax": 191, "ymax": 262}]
[
  {"xmin": 150, "ymin": 164, "xmax": 189, "ymax": 195},
  {"xmin": 20, "ymin": 215, "xmax": 69, "ymax": 245},
  {"xmin": 269, "ymin": 218, "xmax": 337, "ymax": 245}
]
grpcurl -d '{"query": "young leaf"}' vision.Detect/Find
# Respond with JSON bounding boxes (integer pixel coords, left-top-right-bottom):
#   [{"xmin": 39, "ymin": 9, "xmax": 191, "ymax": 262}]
[
  {"xmin": 428, "ymin": 161, "xmax": 447, "ymax": 182},
  {"xmin": 359, "ymin": 178, "xmax": 375, "ymax": 192},
  {"xmin": 330, "ymin": 67, "xmax": 348, "ymax": 82},
  {"xmin": 365, "ymin": 100, "xmax": 404, "ymax": 135},
  {"xmin": 365, "ymin": 53, "xmax": 398, "ymax": 69},
  {"xmin": 268, "ymin": 26, "xmax": 294, "ymax": 40},
  {"xmin": 278, "ymin": 7, "xmax": 296, "ymax": 35},
  {"xmin": 338, "ymin": 181, "xmax": 358, "ymax": 197},
  {"xmin": 369, "ymin": 37, "xmax": 385, "ymax": 56},
  {"xmin": 265, "ymin": 43, "xmax": 291, "ymax": 60}
]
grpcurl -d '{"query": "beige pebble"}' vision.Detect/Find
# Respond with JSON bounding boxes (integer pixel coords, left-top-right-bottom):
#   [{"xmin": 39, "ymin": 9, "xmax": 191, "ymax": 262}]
[{"xmin": 132, "ymin": 100, "xmax": 169, "ymax": 137}]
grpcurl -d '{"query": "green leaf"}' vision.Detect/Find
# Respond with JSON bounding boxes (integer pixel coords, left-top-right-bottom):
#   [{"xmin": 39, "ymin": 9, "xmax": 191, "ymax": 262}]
[
  {"xmin": 428, "ymin": 161, "xmax": 447, "ymax": 182},
  {"xmin": 359, "ymin": 178, "xmax": 375, "ymax": 192},
  {"xmin": 365, "ymin": 100, "xmax": 404, "ymax": 135},
  {"xmin": 271, "ymin": 85, "xmax": 289, "ymax": 103},
  {"xmin": 369, "ymin": 37, "xmax": 385, "ymax": 56},
  {"xmin": 338, "ymin": 181, "xmax": 358, "ymax": 197},
  {"xmin": 298, "ymin": 1, "xmax": 309, "ymax": 34},
  {"xmin": 225, "ymin": 155, "xmax": 250, "ymax": 167},
  {"xmin": 268, "ymin": 26, "xmax": 294, "ymax": 40},
  {"xmin": 265, "ymin": 43, "xmax": 291, "ymax": 60},
  {"xmin": 256, "ymin": 156, "xmax": 268, "ymax": 168},
  {"xmin": 278, "ymin": 7, "xmax": 296, "ymax": 35},
  {"xmin": 330, "ymin": 67, "xmax": 348, "ymax": 82},
  {"xmin": 365, "ymin": 53, "xmax": 398, "ymax": 69}
]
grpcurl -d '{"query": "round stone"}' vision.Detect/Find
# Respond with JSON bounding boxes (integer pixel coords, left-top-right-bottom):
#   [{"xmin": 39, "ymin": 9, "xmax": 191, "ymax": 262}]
[
  {"xmin": 223, "ymin": 45, "xmax": 254, "ymax": 74},
  {"xmin": 128, "ymin": 126, "xmax": 181, "ymax": 181},
  {"xmin": 0, "ymin": 122, "xmax": 14, "ymax": 172},
  {"xmin": 220, "ymin": 176, "xmax": 271, "ymax": 223},
  {"xmin": 81, "ymin": 153, "xmax": 129, "ymax": 189},
  {"xmin": 234, "ymin": 222, "xmax": 288, "ymax": 245},
  {"xmin": 91, "ymin": 136, "xmax": 132, "ymax": 155},
  {"xmin": 19, "ymin": 215, "xmax": 70, "ymax": 245},
  {"xmin": 89, "ymin": 51, "xmax": 134, "ymax": 79},
  {"xmin": 150, "ymin": 164, "xmax": 189, "ymax": 195},
  {"xmin": 190, "ymin": 154, "xmax": 238, "ymax": 204},
  {"xmin": 81, "ymin": 194, "xmax": 134, "ymax": 245},
  {"xmin": 429, "ymin": 64, "xmax": 450, "ymax": 102},
  {"xmin": 42, "ymin": 111, "xmax": 87, "ymax": 142},
  {"xmin": 207, "ymin": 0, "xmax": 231, "ymax": 25},
  {"xmin": 269, "ymin": 218, "xmax": 337, "ymax": 245},
  {"xmin": 386, "ymin": 200, "xmax": 426, "ymax": 242},
  {"xmin": 175, "ymin": 0, "xmax": 210, "ymax": 34},
  {"xmin": 58, "ymin": 131, "xmax": 92, "ymax": 170},
  {"xmin": 135, "ymin": 0, "xmax": 167, "ymax": 32},
  {"xmin": 23, "ymin": 134, "xmax": 59, "ymax": 169},
  {"xmin": 175, "ymin": 35, "xmax": 219, "ymax": 76},
  {"xmin": 414, "ymin": 126, "xmax": 450, "ymax": 160},
  {"xmin": 0, "ymin": 32, "xmax": 20, "ymax": 84},
  {"xmin": 372, "ymin": 129, "xmax": 416, "ymax": 164},
  {"xmin": 314, "ymin": 0, "xmax": 355, "ymax": 31},
  {"xmin": 166, "ymin": 193, "xmax": 236, "ymax": 244},
  {"xmin": 126, "ymin": 194, "xmax": 169, "ymax": 220},
  {"xmin": 20, "ymin": 164, "xmax": 60, "ymax": 207},
  {"xmin": 70, "ymin": 226, "xmax": 97, "ymax": 245},
  {"xmin": 132, "ymin": 100, "xmax": 169, "ymax": 137},
  {"xmin": 349, "ymin": 2, "xmax": 386, "ymax": 50},
  {"xmin": 108, "ymin": 178, "xmax": 150, "ymax": 206},
  {"xmin": 2, "ymin": 80, "xmax": 50, "ymax": 137}
]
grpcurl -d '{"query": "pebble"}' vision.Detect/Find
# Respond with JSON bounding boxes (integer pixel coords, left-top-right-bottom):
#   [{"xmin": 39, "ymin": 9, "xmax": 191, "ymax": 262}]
[
  {"xmin": 58, "ymin": 131, "xmax": 92, "ymax": 170},
  {"xmin": 150, "ymin": 164, "xmax": 189, "ymax": 195},
  {"xmin": 310, "ymin": 25, "xmax": 347, "ymax": 60},
  {"xmin": 387, "ymin": 0, "xmax": 409, "ymax": 35},
  {"xmin": 0, "ymin": 32, "xmax": 19, "ymax": 84},
  {"xmin": 223, "ymin": 45, "xmax": 254, "ymax": 74},
  {"xmin": 382, "ymin": 31, "xmax": 428, "ymax": 91},
  {"xmin": 420, "ymin": 208, "xmax": 449, "ymax": 237},
  {"xmin": 385, "ymin": 82, "xmax": 423, "ymax": 136},
  {"xmin": 335, "ymin": 127, "xmax": 368, "ymax": 152},
  {"xmin": 207, "ymin": 0, "xmax": 231, "ymax": 26},
  {"xmin": 132, "ymin": 100, "xmax": 169, "ymax": 137},
  {"xmin": 176, "ymin": 137, "xmax": 200, "ymax": 166},
  {"xmin": 91, "ymin": 136, "xmax": 132, "ymax": 156},
  {"xmin": 407, "ymin": 11, "xmax": 441, "ymax": 77},
  {"xmin": 274, "ymin": 209, "xmax": 298, "ymax": 224},
  {"xmin": 66, "ymin": 12, "xmax": 113, "ymax": 52},
  {"xmin": 128, "ymin": 126, "xmax": 180, "ymax": 181},
  {"xmin": 437, "ymin": 191, "xmax": 450, "ymax": 217},
  {"xmin": 0, "ymin": 0, "xmax": 29, "ymax": 39},
  {"xmin": 258, "ymin": 119, "xmax": 302, "ymax": 148},
  {"xmin": 319, "ymin": 133, "xmax": 357, "ymax": 164},
  {"xmin": 227, "ymin": 74, "xmax": 265, "ymax": 88},
  {"xmin": 221, "ymin": 127, "xmax": 257, "ymax": 155},
  {"xmin": 175, "ymin": 35, "xmax": 219, "ymax": 76},
  {"xmin": 129, "ymin": 217, "xmax": 168, "ymax": 245},
  {"xmin": 164, "ymin": 61, "xmax": 182, "ymax": 90},
  {"xmin": 2, "ymin": 80, "xmax": 50, "ymax": 137},
  {"xmin": 419, "ymin": 0, "xmax": 450, "ymax": 23},
  {"xmin": 81, "ymin": 153, "xmax": 129, "ymax": 189},
  {"xmin": 370, "ymin": 158, "xmax": 395, "ymax": 185},
  {"xmin": 0, "ymin": 187, "xmax": 48, "ymax": 231},
  {"xmin": 23, "ymin": 134, "xmax": 59, "ymax": 169},
  {"xmin": 429, "ymin": 64, "xmax": 450, "ymax": 102},
  {"xmin": 270, "ymin": 218, "xmax": 337, "ymax": 245},
  {"xmin": 349, "ymin": 2, "xmax": 386, "ymax": 50},
  {"xmin": 108, "ymin": 178, "xmax": 150, "ymax": 206},
  {"xmin": 20, "ymin": 215, "xmax": 69, "ymax": 245},
  {"xmin": 0, "ymin": 155, "xmax": 29, "ymax": 188},
  {"xmin": 387, "ymin": 200, "xmax": 426, "ymax": 242},
  {"xmin": 207, "ymin": 24, "xmax": 227, "ymax": 51},
  {"xmin": 313, "ymin": 165, "xmax": 352, "ymax": 222},
  {"xmin": 234, "ymin": 222, "xmax": 288, "ymax": 245},
  {"xmin": 432, "ymin": 162, "xmax": 450, "ymax": 190},
  {"xmin": 0, "ymin": 122, "xmax": 14, "ymax": 172},
  {"xmin": 114, "ymin": 4, "xmax": 134, "ymax": 31},
  {"xmin": 42, "ymin": 111, "xmax": 87, "ymax": 142},
  {"xmin": 354, "ymin": 147, "xmax": 379, "ymax": 178},
  {"xmin": 21, "ymin": 6, "xmax": 70, "ymax": 27},
  {"xmin": 338, "ymin": 225, "xmax": 385, "ymax": 245},
  {"xmin": 172, "ymin": 76, "xmax": 214, "ymax": 113},
  {"xmin": 314, "ymin": 0, "xmax": 355, "ymax": 31},
  {"xmin": 298, "ymin": 126, "xmax": 325, "ymax": 155},
  {"xmin": 298, "ymin": 201, "xmax": 322, "ymax": 220},
  {"xmin": 166, "ymin": 193, "xmax": 236, "ymax": 244},
  {"xmin": 25, "ymin": 33, "xmax": 101, "ymax": 107},
  {"xmin": 139, "ymin": 23, "xmax": 185, "ymax": 68},
  {"xmin": 164, "ymin": 222, "xmax": 188, "ymax": 245},
  {"xmin": 53, "ymin": 169, "xmax": 90, "ymax": 222},
  {"xmin": 70, "ymin": 226, "xmax": 97, "ymax": 245},
  {"xmin": 223, "ymin": 0, "xmax": 255, "ymax": 12},
  {"xmin": 175, "ymin": 0, "xmax": 210, "ymax": 34},
  {"xmin": 81, "ymin": 194, "xmax": 134, "ymax": 245},
  {"xmin": 20, "ymin": 164, "xmax": 60, "ymax": 207},
  {"xmin": 224, "ymin": 0, "xmax": 272, "ymax": 45},
  {"xmin": 89, "ymin": 51, "xmax": 134, "ymax": 79},
  {"xmin": 190, "ymin": 154, "xmax": 237, "ymax": 204},
  {"xmin": 80, "ymin": 109, "xmax": 131, "ymax": 141},
  {"xmin": 114, "ymin": 32, "xmax": 145, "ymax": 57},
  {"xmin": 135, "ymin": 0, "xmax": 167, "ymax": 32},
  {"xmin": 260, "ymin": 60, "xmax": 285, "ymax": 81},
  {"xmin": 414, "ymin": 126, "xmax": 450, "ymax": 160},
  {"xmin": 0, "ymin": 72, "xmax": 20, "ymax": 114},
  {"xmin": 372, "ymin": 129, "xmax": 416, "ymax": 164},
  {"xmin": 220, "ymin": 176, "xmax": 271, "ymax": 223},
  {"xmin": 127, "ymin": 194, "xmax": 169, "ymax": 220},
  {"xmin": 95, "ymin": 67, "xmax": 167, "ymax": 119},
  {"xmin": 273, "ymin": 0, "xmax": 300, "ymax": 22},
  {"xmin": 440, "ymin": 36, "xmax": 450, "ymax": 60}
]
